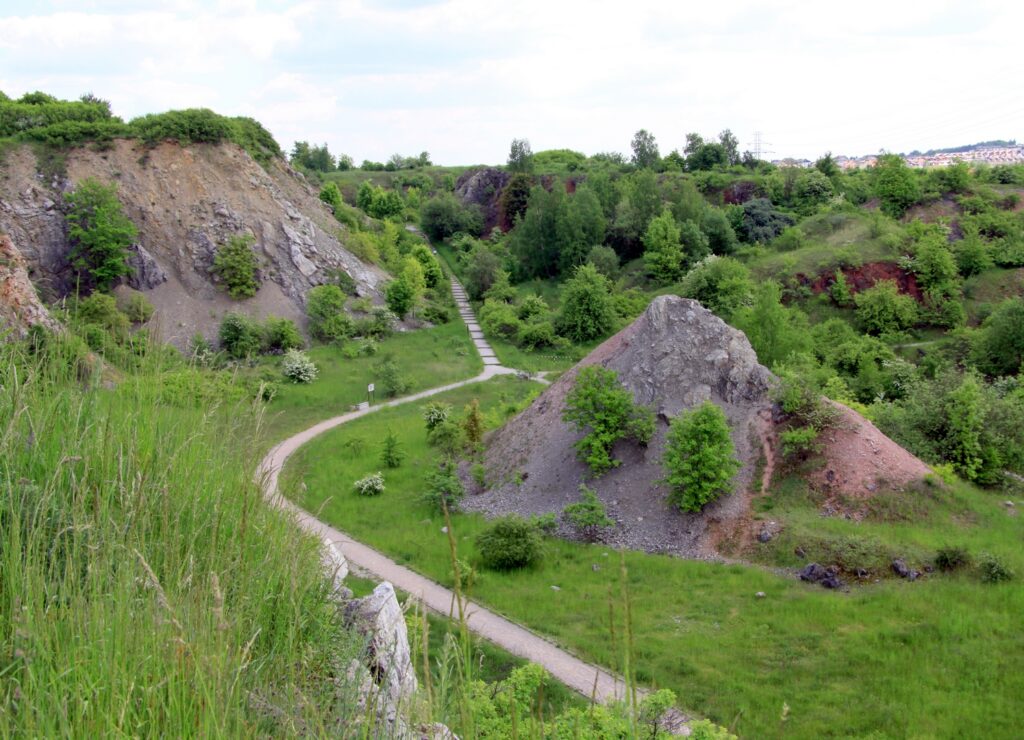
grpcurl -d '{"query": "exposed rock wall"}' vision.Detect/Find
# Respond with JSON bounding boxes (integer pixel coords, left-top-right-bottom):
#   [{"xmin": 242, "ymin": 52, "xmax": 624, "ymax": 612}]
[
  {"xmin": 469, "ymin": 295, "xmax": 775, "ymax": 557},
  {"xmin": 0, "ymin": 233, "xmax": 62, "ymax": 339},
  {"xmin": 0, "ymin": 141, "xmax": 388, "ymax": 346}
]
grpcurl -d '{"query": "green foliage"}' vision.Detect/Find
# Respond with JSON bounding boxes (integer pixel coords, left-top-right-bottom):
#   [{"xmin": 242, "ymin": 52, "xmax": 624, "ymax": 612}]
[
  {"xmin": 479, "ymin": 299, "xmax": 522, "ymax": 340},
  {"xmin": 643, "ymin": 209, "xmax": 684, "ymax": 282},
  {"xmin": 562, "ymin": 484, "xmax": 614, "ymax": 541},
  {"xmin": 426, "ymin": 418, "xmax": 465, "ymax": 457},
  {"xmin": 129, "ymin": 109, "xmax": 281, "ymax": 163},
  {"xmin": 212, "ymin": 233, "xmax": 260, "ymax": 298},
  {"xmin": 74, "ymin": 292, "xmax": 130, "ymax": 340},
  {"xmin": 385, "ymin": 278, "xmax": 416, "ymax": 319},
  {"xmin": 739, "ymin": 198, "xmax": 793, "ymax": 244},
  {"xmin": 978, "ymin": 553, "xmax": 1014, "ymax": 583},
  {"xmin": 422, "ymin": 400, "xmax": 452, "ymax": 431},
  {"xmin": 421, "ymin": 462, "xmax": 465, "ymax": 513},
  {"xmin": 65, "ymin": 178, "xmax": 138, "ymax": 291},
  {"xmin": 953, "ymin": 233, "xmax": 992, "ymax": 277},
  {"xmin": 464, "ymin": 245, "xmax": 503, "ymax": 300},
  {"xmin": 702, "ymin": 207, "xmax": 738, "ymax": 255},
  {"xmin": 355, "ymin": 181, "xmax": 404, "ymax": 220},
  {"xmin": 556, "ymin": 263, "xmax": 616, "ymax": 342},
  {"xmin": 318, "ymin": 181, "xmax": 343, "ymax": 213},
  {"xmin": 872, "ymin": 153, "xmax": 922, "ymax": 218},
  {"xmin": 935, "ymin": 546, "xmax": 971, "ymax": 572},
  {"xmin": 733, "ymin": 281, "xmax": 810, "ymax": 368},
  {"xmin": 116, "ymin": 289, "xmax": 154, "ymax": 323},
  {"xmin": 679, "ymin": 255, "xmax": 753, "ymax": 319},
  {"xmin": 411, "ymin": 243, "xmax": 444, "ymax": 288},
  {"xmin": 507, "ymin": 138, "xmax": 534, "ymax": 173},
  {"xmin": 662, "ymin": 401, "xmax": 740, "ymax": 512},
  {"xmin": 586, "ymin": 244, "xmax": 620, "ymax": 278},
  {"xmin": 262, "ymin": 316, "xmax": 303, "ymax": 352},
  {"xmin": 373, "ymin": 353, "xmax": 412, "ymax": 397},
  {"xmin": 218, "ymin": 313, "xmax": 262, "ymax": 359},
  {"xmin": 463, "ymin": 399, "xmax": 485, "ymax": 449},
  {"xmin": 292, "ymin": 141, "xmax": 336, "ymax": 172},
  {"xmin": 944, "ymin": 374, "xmax": 987, "ymax": 481},
  {"xmin": 380, "ymin": 427, "xmax": 404, "ymax": 468},
  {"xmin": 562, "ymin": 366, "xmax": 655, "ymax": 475},
  {"xmin": 780, "ymin": 425, "xmax": 821, "ymax": 457},
  {"xmin": 483, "ymin": 270, "xmax": 517, "ymax": 303},
  {"xmin": 974, "ymin": 298, "xmax": 1024, "ymax": 376},
  {"xmin": 630, "ymin": 128, "xmax": 660, "ymax": 169},
  {"xmin": 306, "ymin": 284, "xmax": 352, "ymax": 342},
  {"xmin": 830, "ymin": 270, "xmax": 853, "ymax": 306},
  {"xmin": 854, "ymin": 280, "xmax": 918, "ymax": 335},
  {"xmin": 421, "ymin": 193, "xmax": 482, "ymax": 240},
  {"xmin": 476, "ymin": 515, "xmax": 544, "ymax": 570},
  {"xmin": 281, "ymin": 348, "xmax": 318, "ymax": 383}
]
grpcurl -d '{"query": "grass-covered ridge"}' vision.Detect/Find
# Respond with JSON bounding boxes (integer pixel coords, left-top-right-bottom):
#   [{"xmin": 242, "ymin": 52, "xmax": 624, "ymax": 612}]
[{"xmin": 0, "ymin": 91, "xmax": 281, "ymax": 164}]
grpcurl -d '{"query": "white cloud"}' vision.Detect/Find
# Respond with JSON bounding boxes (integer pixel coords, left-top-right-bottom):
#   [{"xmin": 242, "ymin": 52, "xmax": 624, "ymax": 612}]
[{"xmin": 1, "ymin": 0, "xmax": 1022, "ymax": 163}]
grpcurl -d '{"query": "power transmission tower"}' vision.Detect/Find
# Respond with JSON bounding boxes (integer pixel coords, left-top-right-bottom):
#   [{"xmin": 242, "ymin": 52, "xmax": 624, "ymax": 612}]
[{"xmin": 748, "ymin": 131, "xmax": 774, "ymax": 160}]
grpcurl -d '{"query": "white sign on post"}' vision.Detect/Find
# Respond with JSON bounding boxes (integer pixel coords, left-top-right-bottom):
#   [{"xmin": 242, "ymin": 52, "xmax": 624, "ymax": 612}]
[{"xmin": 368, "ymin": 383, "xmax": 375, "ymax": 393}]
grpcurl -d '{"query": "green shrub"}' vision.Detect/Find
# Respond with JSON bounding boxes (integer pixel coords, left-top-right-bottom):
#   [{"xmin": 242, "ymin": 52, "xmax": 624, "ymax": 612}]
[
  {"xmin": 855, "ymin": 280, "xmax": 918, "ymax": 335},
  {"xmin": 65, "ymin": 178, "xmax": 137, "ymax": 291},
  {"xmin": 380, "ymin": 428, "xmax": 404, "ymax": 468},
  {"xmin": 116, "ymin": 290, "xmax": 154, "ymax": 323},
  {"xmin": 384, "ymin": 278, "xmax": 416, "ymax": 319},
  {"xmin": 978, "ymin": 553, "xmax": 1014, "ymax": 583},
  {"xmin": 422, "ymin": 401, "xmax": 452, "ymax": 431},
  {"xmin": 218, "ymin": 312, "xmax": 262, "ymax": 359},
  {"xmin": 479, "ymin": 300, "xmax": 522, "ymax": 340},
  {"xmin": 426, "ymin": 418, "xmax": 464, "ymax": 457},
  {"xmin": 212, "ymin": 234, "xmax": 260, "ymax": 298},
  {"xmin": 262, "ymin": 316, "xmax": 303, "ymax": 353},
  {"xmin": 353, "ymin": 471, "xmax": 385, "ymax": 496},
  {"xmin": 562, "ymin": 366, "xmax": 654, "ymax": 475},
  {"xmin": 306, "ymin": 284, "xmax": 352, "ymax": 342},
  {"xmin": 935, "ymin": 546, "xmax": 971, "ymax": 573},
  {"xmin": 557, "ymin": 263, "xmax": 616, "ymax": 343},
  {"xmin": 830, "ymin": 270, "xmax": 853, "ymax": 307},
  {"xmin": 74, "ymin": 292, "xmax": 130, "ymax": 340},
  {"xmin": 373, "ymin": 354, "xmax": 411, "ymax": 397},
  {"xmin": 516, "ymin": 320, "xmax": 562, "ymax": 350},
  {"xmin": 281, "ymin": 348, "xmax": 318, "ymax": 383},
  {"xmin": 780, "ymin": 426, "xmax": 821, "ymax": 457},
  {"xmin": 421, "ymin": 462, "xmax": 465, "ymax": 513},
  {"xmin": 662, "ymin": 401, "xmax": 740, "ymax": 512},
  {"xmin": 476, "ymin": 515, "xmax": 543, "ymax": 570},
  {"xmin": 562, "ymin": 484, "xmax": 614, "ymax": 541}
]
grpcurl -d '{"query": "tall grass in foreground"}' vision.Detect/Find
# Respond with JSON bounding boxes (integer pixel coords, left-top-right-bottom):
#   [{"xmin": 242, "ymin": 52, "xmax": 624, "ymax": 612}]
[{"xmin": 0, "ymin": 337, "xmax": 362, "ymax": 736}]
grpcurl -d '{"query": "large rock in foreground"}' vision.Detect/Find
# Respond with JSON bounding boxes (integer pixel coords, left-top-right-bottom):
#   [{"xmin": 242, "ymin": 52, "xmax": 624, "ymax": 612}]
[{"xmin": 467, "ymin": 295, "xmax": 775, "ymax": 557}]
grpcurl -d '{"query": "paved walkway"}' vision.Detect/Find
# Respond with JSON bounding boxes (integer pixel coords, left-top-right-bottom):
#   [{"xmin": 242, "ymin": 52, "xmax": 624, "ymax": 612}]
[{"xmin": 257, "ymin": 278, "xmax": 635, "ymax": 704}]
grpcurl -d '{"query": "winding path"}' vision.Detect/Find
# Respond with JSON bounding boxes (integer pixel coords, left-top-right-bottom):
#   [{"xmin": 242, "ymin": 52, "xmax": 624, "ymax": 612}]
[{"xmin": 258, "ymin": 278, "xmax": 638, "ymax": 705}]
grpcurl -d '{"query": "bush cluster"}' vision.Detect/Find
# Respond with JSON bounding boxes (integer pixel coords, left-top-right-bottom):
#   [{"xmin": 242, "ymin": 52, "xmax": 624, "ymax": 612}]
[
  {"xmin": 353, "ymin": 472, "xmax": 385, "ymax": 496},
  {"xmin": 218, "ymin": 313, "xmax": 303, "ymax": 359},
  {"xmin": 212, "ymin": 234, "xmax": 260, "ymax": 298},
  {"xmin": 475, "ymin": 515, "xmax": 544, "ymax": 570},
  {"xmin": 281, "ymin": 348, "xmax": 318, "ymax": 383}
]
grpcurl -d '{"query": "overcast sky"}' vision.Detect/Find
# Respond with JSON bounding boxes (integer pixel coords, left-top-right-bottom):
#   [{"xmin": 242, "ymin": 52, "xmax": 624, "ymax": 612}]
[{"xmin": 2, "ymin": 1, "xmax": 1022, "ymax": 165}]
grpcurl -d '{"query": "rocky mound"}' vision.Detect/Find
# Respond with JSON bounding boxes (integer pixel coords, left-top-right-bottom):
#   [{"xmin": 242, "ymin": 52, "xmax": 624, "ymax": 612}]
[
  {"xmin": 0, "ymin": 233, "xmax": 62, "ymax": 340},
  {"xmin": 811, "ymin": 401, "xmax": 932, "ymax": 502},
  {"xmin": 465, "ymin": 295, "xmax": 776, "ymax": 557},
  {"xmin": 0, "ymin": 141, "xmax": 388, "ymax": 346}
]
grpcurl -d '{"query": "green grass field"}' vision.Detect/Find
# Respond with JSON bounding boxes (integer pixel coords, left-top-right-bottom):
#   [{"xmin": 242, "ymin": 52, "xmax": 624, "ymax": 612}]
[
  {"xmin": 285, "ymin": 381, "xmax": 1024, "ymax": 739},
  {"xmin": 256, "ymin": 321, "xmax": 481, "ymax": 443}
]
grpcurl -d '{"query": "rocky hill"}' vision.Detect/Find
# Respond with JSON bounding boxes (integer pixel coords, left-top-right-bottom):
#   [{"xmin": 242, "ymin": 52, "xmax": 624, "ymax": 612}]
[
  {"xmin": 466, "ymin": 295, "xmax": 931, "ymax": 558},
  {"xmin": 0, "ymin": 140, "xmax": 388, "ymax": 345}
]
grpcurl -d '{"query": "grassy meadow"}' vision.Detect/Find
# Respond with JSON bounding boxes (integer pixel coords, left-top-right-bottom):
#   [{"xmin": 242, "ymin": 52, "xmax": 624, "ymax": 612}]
[{"xmin": 284, "ymin": 378, "xmax": 1024, "ymax": 739}]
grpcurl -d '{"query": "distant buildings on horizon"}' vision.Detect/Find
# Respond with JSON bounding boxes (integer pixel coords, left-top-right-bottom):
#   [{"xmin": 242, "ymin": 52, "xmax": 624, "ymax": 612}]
[{"xmin": 771, "ymin": 144, "xmax": 1024, "ymax": 170}]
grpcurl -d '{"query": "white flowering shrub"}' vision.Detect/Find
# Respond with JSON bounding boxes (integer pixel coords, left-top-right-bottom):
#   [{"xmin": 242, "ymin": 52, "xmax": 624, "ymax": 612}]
[
  {"xmin": 281, "ymin": 348, "xmax": 318, "ymax": 383},
  {"xmin": 353, "ymin": 471, "xmax": 385, "ymax": 496},
  {"xmin": 422, "ymin": 401, "xmax": 452, "ymax": 431}
]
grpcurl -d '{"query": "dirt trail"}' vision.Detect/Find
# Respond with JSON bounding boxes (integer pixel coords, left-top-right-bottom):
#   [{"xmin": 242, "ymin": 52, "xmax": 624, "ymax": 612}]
[{"xmin": 257, "ymin": 279, "xmax": 637, "ymax": 706}]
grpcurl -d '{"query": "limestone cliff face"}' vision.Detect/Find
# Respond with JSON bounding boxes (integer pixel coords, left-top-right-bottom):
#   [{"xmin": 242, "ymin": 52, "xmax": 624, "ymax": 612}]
[
  {"xmin": 0, "ymin": 233, "xmax": 62, "ymax": 339},
  {"xmin": 0, "ymin": 141, "xmax": 388, "ymax": 345}
]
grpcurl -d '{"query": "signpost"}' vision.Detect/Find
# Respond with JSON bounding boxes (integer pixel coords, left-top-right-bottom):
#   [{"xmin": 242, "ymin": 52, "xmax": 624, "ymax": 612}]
[{"xmin": 367, "ymin": 383, "xmax": 375, "ymax": 405}]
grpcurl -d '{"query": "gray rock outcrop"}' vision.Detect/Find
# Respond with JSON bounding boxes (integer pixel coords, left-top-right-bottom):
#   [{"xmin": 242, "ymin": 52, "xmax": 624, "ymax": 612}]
[
  {"xmin": 0, "ymin": 141, "xmax": 388, "ymax": 347},
  {"xmin": 467, "ymin": 295, "xmax": 775, "ymax": 557},
  {"xmin": 454, "ymin": 167, "xmax": 509, "ymax": 233}
]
